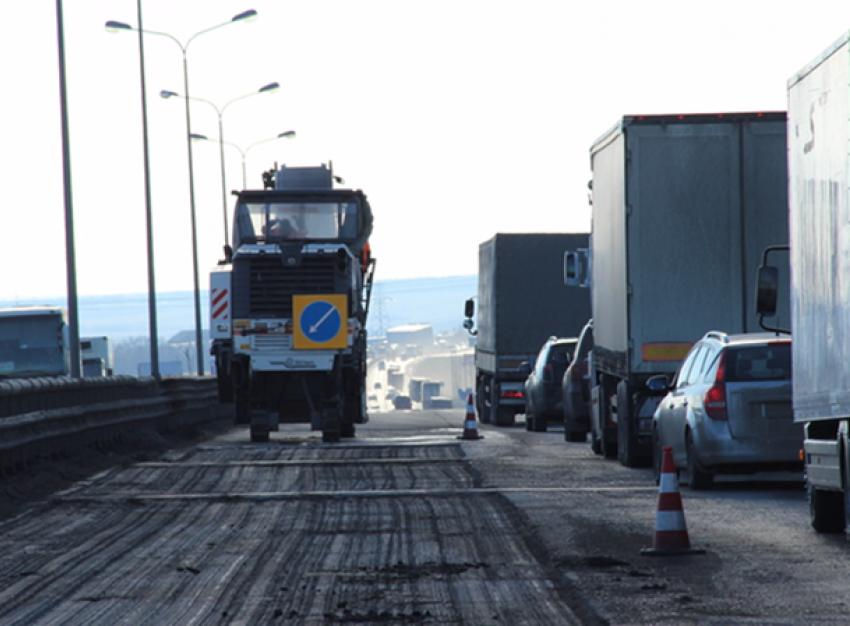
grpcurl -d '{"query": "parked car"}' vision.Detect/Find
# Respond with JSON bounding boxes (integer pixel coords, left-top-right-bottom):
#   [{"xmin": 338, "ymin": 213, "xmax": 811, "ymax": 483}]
[
  {"xmin": 524, "ymin": 336, "xmax": 577, "ymax": 432},
  {"xmin": 650, "ymin": 331, "xmax": 801, "ymax": 489},
  {"xmin": 562, "ymin": 319, "xmax": 594, "ymax": 442},
  {"xmin": 393, "ymin": 395, "xmax": 413, "ymax": 410}
]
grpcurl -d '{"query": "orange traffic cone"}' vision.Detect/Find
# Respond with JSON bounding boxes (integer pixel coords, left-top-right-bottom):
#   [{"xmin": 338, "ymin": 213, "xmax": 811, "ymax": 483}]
[
  {"xmin": 457, "ymin": 393, "xmax": 483, "ymax": 440},
  {"xmin": 641, "ymin": 446, "xmax": 705, "ymax": 556}
]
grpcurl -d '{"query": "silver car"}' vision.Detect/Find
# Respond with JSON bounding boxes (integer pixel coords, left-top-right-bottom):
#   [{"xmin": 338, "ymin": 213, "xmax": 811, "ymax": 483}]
[{"xmin": 650, "ymin": 331, "xmax": 802, "ymax": 489}]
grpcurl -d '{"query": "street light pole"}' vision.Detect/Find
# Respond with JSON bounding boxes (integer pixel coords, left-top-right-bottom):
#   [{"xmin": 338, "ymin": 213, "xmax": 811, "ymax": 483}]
[
  {"xmin": 191, "ymin": 130, "xmax": 296, "ymax": 189},
  {"xmin": 161, "ymin": 81, "xmax": 279, "ymax": 247},
  {"xmin": 105, "ymin": 9, "xmax": 258, "ymax": 376},
  {"xmin": 56, "ymin": 0, "xmax": 81, "ymax": 378}
]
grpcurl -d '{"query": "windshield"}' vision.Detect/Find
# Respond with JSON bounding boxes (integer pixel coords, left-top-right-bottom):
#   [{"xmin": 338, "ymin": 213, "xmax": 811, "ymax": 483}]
[{"xmin": 234, "ymin": 200, "xmax": 360, "ymax": 246}]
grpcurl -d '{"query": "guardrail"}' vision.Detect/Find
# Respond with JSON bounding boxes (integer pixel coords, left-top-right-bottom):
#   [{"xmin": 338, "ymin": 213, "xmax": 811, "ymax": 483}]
[{"xmin": 0, "ymin": 376, "xmax": 229, "ymax": 474}]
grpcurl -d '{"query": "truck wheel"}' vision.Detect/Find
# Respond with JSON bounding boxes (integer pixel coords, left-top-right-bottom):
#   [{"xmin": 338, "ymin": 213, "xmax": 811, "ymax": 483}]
[
  {"xmin": 686, "ymin": 432, "xmax": 713, "ymax": 489},
  {"xmin": 495, "ymin": 406, "xmax": 515, "ymax": 427},
  {"xmin": 478, "ymin": 377, "xmax": 491, "ymax": 424},
  {"xmin": 617, "ymin": 381, "xmax": 639, "ymax": 468},
  {"xmin": 602, "ymin": 428, "xmax": 617, "ymax": 459},
  {"xmin": 809, "ymin": 484, "xmax": 845, "ymax": 533},
  {"xmin": 235, "ymin": 399, "xmax": 250, "ymax": 425},
  {"xmin": 322, "ymin": 403, "xmax": 342, "ymax": 443},
  {"xmin": 250, "ymin": 411, "xmax": 270, "ymax": 443}
]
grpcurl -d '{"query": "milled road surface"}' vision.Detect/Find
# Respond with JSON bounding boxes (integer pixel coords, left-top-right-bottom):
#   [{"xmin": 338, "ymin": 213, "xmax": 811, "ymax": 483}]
[
  {"xmin": 0, "ymin": 415, "xmax": 585, "ymax": 625},
  {"xmin": 3, "ymin": 408, "xmax": 850, "ymax": 625}
]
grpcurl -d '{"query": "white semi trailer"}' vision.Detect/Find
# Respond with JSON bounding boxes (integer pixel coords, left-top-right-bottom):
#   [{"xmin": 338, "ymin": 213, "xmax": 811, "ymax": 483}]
[{"xmin": 757, "ymin": 32, "xmax": 850, "ymax": 534}]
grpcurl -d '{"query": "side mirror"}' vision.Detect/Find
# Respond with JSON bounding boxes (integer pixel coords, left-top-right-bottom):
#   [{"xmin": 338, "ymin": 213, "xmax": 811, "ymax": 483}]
[
  {"xmin": 564, "ymin": 251, "xmax": 581, "ymax": 286},
  {"xmin": 646, "ymin": 375, "xmax": 669, "ymax": 393},
  {"xmin": 565, "ymin": 249, "xmax": 590, "ymax": 287},
  {"xmin": 756, "ymin": 265, "xmax": 779, "ymax": 317},
  {"xmin": 519, "ymin": 361, "xmax": 532, "ymax": 375}
]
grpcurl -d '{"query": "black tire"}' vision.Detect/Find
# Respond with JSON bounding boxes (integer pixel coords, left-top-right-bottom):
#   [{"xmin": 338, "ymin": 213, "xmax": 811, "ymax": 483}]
[
  {"xmin": 565, "ymin": 428, "xmax": 587, "ymax": 443},
  {"xmin": 617, "ymin": 382, "xmax": 640, "ymax": 468},
  {"xmin": 590, "ymin": 430, "xmax": 602, "ymax": 455},
  {"xmin": 686, "ymin": 432, "xmax": 713, "ymax": 490},
  {"xmin": 533, "ymin": 411, "xmax": 548, "ymax": 432},
  {"xmin": 809, "ymin": 484, "xmax": 846, "ymax": 533},
  {"xmin": 250, "ymin": 411, "xmax": 270, "ymax": 443},
  {"xmin": 235, "ymin": 399, "xmax": 250, "ymax": 425},
  {"xmin": 340, "ymin": 421, "xmax": 355, "ymax": 438},
  {"xmin": 602, "ymin": 428, "xmax": 618, "ymax": 459},
  {"xmin": 652, "ymin": 430, "xmax": 663, "ymax": 485},
  {"xmin": 477, "ymin": 377, "xmax": 491, "ymax": 424},
  {"xmin": 495, "ymin": 406, "xmax": 515, "ymax": 426}
]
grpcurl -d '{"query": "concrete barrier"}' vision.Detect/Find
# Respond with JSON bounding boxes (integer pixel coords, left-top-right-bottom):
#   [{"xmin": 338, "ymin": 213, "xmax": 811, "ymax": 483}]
[{"xmin": 0, "ymin": 376, "xmax": 228, "ymax": 474}]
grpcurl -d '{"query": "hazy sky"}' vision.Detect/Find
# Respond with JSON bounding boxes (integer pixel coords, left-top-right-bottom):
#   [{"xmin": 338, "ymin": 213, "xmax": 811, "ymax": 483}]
[{"xmin": 3, "ymin": 1, "xmax": 850, "ymax": 301}]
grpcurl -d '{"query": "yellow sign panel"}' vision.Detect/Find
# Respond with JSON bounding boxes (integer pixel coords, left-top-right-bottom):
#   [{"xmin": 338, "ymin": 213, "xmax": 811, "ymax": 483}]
[
  {"xmin": 293, "ymin": 294, "xmax": 348, "ymax": 350},
  {"xmin": 642, "ymin": 342, "xmax": 693, "ymax": 362}
]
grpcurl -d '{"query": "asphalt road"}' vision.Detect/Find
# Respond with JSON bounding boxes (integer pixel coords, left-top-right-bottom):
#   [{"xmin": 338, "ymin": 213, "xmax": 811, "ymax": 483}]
[{"xmin": 0, "ymin": 407, "xmax": 848, "ymax": 625}]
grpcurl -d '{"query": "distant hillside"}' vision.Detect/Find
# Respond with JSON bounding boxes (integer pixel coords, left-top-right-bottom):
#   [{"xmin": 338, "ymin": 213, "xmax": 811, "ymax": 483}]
[{"xmin": 0, "ymin": 275, "xmax": 477, "ymax": 341}]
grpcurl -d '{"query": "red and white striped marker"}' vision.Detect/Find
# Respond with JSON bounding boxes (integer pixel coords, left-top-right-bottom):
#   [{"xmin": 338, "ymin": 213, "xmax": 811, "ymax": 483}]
[
  {"xmin": 457, "ymin": 392, "xmax": 483, "ymax": 440},
  {"xmin": 641, "ymin": 446, "xmax": 705, "ymax": 556}
]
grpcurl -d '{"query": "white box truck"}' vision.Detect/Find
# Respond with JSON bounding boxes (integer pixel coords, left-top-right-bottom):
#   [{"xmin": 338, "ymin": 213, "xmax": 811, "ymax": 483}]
[
  {"xmin": 570, "ymin": 112, "xmax": 791, "ymax": 467},
  {"xmin": 757, "ymin": 32, "xmax": 850, "ymax": 534}
]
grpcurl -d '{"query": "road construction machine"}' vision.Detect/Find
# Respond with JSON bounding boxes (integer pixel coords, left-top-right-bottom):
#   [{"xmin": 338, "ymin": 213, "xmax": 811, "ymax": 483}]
[{"xmin": 210, "ymin": 164, "xmax": 375, "ymax": 442}]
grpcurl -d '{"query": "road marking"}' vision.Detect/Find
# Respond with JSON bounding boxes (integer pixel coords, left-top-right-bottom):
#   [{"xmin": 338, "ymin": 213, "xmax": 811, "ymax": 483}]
[
  {"xmin": 54, "ymin": 485, "xmax": 659, "ymax": 504},
  {"xmin": 137, "ymin": 458, "xmax": 467, "ymax": 467}
]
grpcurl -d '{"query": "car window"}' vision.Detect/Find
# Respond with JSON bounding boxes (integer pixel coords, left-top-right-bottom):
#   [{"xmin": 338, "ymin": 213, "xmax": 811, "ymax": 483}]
[
  {"xmin": 675, "ymin": 345, "xmax": 704, "ymax": 389},
  {"xmin": 549, "ymin": 343, "xmax": 573, "ymax": 365},
  {"xmin": 687, "ymin": 344, "xmax": 714, "ymax": 384},
  {"xmin": 725, "ymin": 343, "xmax": 791, "ymax": 382}
]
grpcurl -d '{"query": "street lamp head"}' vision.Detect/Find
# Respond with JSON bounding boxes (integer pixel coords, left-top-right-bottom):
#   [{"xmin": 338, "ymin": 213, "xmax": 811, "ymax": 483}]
[
  {"xmin": 259, "ymin": 82, "xmax": 280, "ymax": 94},
  {"xmin": 160, "ymin": 90, "xmax": 181, "ymax": 99},
  {"xmin": 232, "ymin": 9, "xmax": 259, "ymax": 23},
  {"xmin": 279, "ymin": 130, "xmax": 296, "ymax": 140},
  {"xmin": 190, "ymin": 133, "xmax": 210, "ymax": 141},
  {"xmin": 105, "ymin": 20, "xmax": 133, "ymax": 33}
]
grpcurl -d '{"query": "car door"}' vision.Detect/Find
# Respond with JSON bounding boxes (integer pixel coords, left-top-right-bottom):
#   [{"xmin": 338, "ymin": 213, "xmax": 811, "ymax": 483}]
[{"xmin": 662, "ymin": 344, "xmax": 706, "ymax": 466}]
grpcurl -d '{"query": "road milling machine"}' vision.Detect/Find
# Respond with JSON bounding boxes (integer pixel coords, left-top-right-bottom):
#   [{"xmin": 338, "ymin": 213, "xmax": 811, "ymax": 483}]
[{"xmin": 210, "ymin": 164, "xmax": 375, "ymax": 442}]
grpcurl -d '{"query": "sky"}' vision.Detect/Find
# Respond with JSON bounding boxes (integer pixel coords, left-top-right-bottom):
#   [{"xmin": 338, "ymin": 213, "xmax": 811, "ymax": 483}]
[{"xmin": 3, "ymin": 1, "xmax": 850, "ymax": 302}]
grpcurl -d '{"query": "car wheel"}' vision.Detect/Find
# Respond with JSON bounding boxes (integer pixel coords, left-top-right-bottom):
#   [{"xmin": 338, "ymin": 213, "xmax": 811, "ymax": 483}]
[
  {"xmin": 809, "ymin": 484, "xmax": 846, "ymax": 533},
  {"xmin": 590, "ymin": 430, "xmax": 602, "ymax": 455},
  {"xmin": 533, "ymin": 413, "xmax": 548, "ymax": 432},
  {"xmin": 652, "ymin": 430, "xmax": 663, "ymax": 485},
  {"xmin": 564, "ymin": 410, "xmax": 586, "ymax": 442},
  {"xmin": 686, "ymin": 432, "xmax": 713, "ymax": 490}
]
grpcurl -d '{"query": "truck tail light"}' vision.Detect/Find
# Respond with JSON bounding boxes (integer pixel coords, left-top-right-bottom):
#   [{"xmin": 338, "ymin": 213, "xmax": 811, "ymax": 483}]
[
  {"xmin": 501, "ymin": 390, "xmax": 523, "ymax": 400},
  {"xmin": 704, "ymin": 352, "xmax": 728, "ymax": 421}
]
